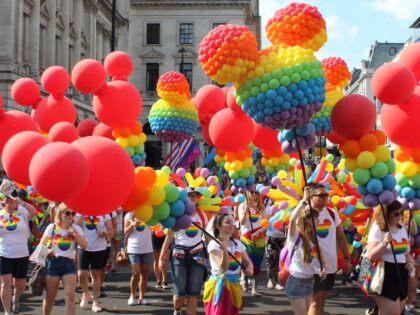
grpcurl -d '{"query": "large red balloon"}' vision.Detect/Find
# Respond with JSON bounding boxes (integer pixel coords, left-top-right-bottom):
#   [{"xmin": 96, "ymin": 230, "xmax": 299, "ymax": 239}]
[
  {"xmin": 32, "ymin": 95, "xmax": 77, "ymax": 132},
  {"xmin": 381, "ymin": 87, "xmax": 420, "ymax": 149},
  {"xmin": 65, "ymin": 137, "xmax": 135, "ymax": 215},
  {"xmin": 399, "ymin": 42, "xmax": 420, "ymax": 81},
  {"xmin": 29, "ymin": 142, "xmax": 89, "ymax": 201},
  {"xmin": 2, "ymin": 131, "xmax": 49, "ymax": 185},
  {"xmin": 326, "ymin": 131, "xmax": 346, "ymax": 145},
  {"xmin": 49, "ymin": 122, "xmax": 79, "ymax": 143},
  {"xmin": 252, "ymin": 121, "xmax": 280, "ymax": 150},
  {"xmin": 209, "ymin": 108, "xmax": 254, "ymax": 151},
  {"xmin": 77, "ymin": 119, "xmax": 97, "ymax": 137},
  {"xmin": 194, "ymin": 85, "xmax": 226, "ymax": 121},
  {"xmin": 71, "ymin": 59, "xmax": 106, "ymax": 93},
  {"xmin": 11, "ymin": 78, "xmax": 41, "ymax": 106},
  {"xmin": 92, "ymin": 81, "xmax": 142, "ymax": 128},
  {"xmin": 371, "ymin": 62, "xmax": 416, "ymax": 105},
  {"xmin": 0, "ymin": 111, "xmax": 38, "ymax": 155},
  {"xmin": 92, "ymin": 122, "xmax": 115, "ymax": 140},
  {"xmin": 104, "ymin": 51, "xmax": 133, "ymax": 80},
  {"xmin": 331, "ymin": 94, "xmax": 376, "ymax": 140},
  {"xmin": 226, "ymin": 87, "xmax": 243, "ymax": 114},
  {"xmin": 41, "ymin": 66, "xmax": 70, "ymax": 95}
]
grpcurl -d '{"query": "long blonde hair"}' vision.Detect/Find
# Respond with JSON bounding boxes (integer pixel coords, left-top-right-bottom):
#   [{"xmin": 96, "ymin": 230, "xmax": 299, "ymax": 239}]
[
  {"xmin": 54, "ymin": 203, "xmax": 71, "ymax": 225},
  {"xmin": 296, "ymin": 208, "xmax": 319, "ymax": 264},
  {"xmin": 245, "ymin": 191, "xmax": 265, "ymax": 212}
]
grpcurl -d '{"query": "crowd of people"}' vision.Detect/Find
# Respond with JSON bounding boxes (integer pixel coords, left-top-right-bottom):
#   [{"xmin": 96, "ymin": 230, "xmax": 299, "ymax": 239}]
[{"xmin": 0, "ymin": 176, "xmax": 418, "ymax": 315}]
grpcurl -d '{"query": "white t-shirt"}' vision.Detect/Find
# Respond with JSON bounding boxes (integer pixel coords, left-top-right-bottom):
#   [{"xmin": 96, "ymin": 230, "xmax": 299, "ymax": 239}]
[
  {"xmin": 288, "ymin": 231, "xmax": 320, "ymax": 278},
  {"xmin": 315, "ymin": 208, "xmax": 341, "ymax": 273},
  {"xmin": 106, "ymin": 211, "xmax": 118, "ymax": 248},
  {"xmin": 368, "ymin": 223, "xmax": 409, "ymax": 263},
  {"xmin": 0, "ymin": 206, "xmax": 30, "ymax": 258},
  {"xmin": 76, "ymin": 214, "xmax": 111, "ymax": 252},
  {"xmin": 116, "ymin": 210, "xmax": 124, "ymax": 233},
  {"xmin": 208, "ymin": 239, "xmax": 246, "ymax": 276},
  {"xmin": 125, "ymin": 212, "xmax": 153, "ymax": 254},
  {"xmin": 174, "ymin": 212, "xmax": 205, "ymax": 249},
  {"xmin": 43, "ymin": 224, "xmax": 84, "ymax": 259},
  {"xmin": 238, "ymin": 204, "xmax": 264, "ymax": 235}
]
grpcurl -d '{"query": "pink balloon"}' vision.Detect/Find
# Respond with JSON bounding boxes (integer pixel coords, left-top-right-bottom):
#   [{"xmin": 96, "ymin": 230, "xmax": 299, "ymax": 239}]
[
  {"xmin": 49, "ymin": 122, "xmax": 79, "ymax": 143},
  {"xmin": 11, "ymin": 78, "xmax": 41, "ymax": 106},
  {"xmin": 32, "ymin": 95, "xmax": 77, "ymax": 132},
  {"xmin": 71, "ymin": 59, "xmax": 106, "ymax": 94},
  {"xmin": 104, "ymin": 51, "xmax": 134, "ymax": 80},
  {"xmin": 41, "ymin": 66, "xmax": 70, "ymax": 95},
  {"xmin": 92, "ymin": 80, "xmax": 142, "ymax": 128},
  {"xmin": 65, "ymin": 137, "xmax": 135, "ymax": 215},
  {"xmin": 29, "ymin": 142, "xmax": 89, "ymax": 201},
  {"xmin": 77, "ymin": 119, "xmax": 97, "ymax": 137},
  {"xmin": 0, "ymin": 110, "xmax": 38, "ymax": 155},
  {"xmin": 2, "ymin": 131, "xmax": 49, "ymax": 185},
  {"xmin": 92, "ymin": 122, "xmax": 115, "ymax": 140}
]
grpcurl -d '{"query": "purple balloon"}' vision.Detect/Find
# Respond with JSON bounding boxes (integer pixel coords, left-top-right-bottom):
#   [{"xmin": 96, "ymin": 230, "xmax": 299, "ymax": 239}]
[
  {"xmin": 259, "ymin": 186, "xmax": 269, "ymax": 196},
  {"xmin": 378, "ymin": 190, "xmax": 395, "ymax": 205},
  {"xmin": 279, "ymin": 201, "xmax": 289, "ymax": 210},
  {"xmin": 207, "ymin": 176, "xmax": 217, "ymax": 185},
  {"xmin": 174, "ymin": 214, "xmax": 192, "ymax": 230},
  {"xmin": 353, "ymin": 233, "xmax": 362, "ymax": 242},
  {"xmin": 408, "ymin": 198, "xmax": 420, "ymax": 210},
  {"xmin": 200, "ymin": 168, "xmax": 210, "ymax": 178},
  {"xmin": 184, "ymin": 199, "xmax": 196, "ymax": 216},
  {"xmin": 305, "ymin": 133, "xmax": 317, "ymax": 148},
  {"xmin": 363, "ymin": 194, "xmax": 379, "ymax": 207},
  {"xmin": 176, "ymin": 168, "xmax": 186, "ymax": 177},
  {"xmin": 271, "ymin": 176, "xmax": 280, "ymax": 186}
]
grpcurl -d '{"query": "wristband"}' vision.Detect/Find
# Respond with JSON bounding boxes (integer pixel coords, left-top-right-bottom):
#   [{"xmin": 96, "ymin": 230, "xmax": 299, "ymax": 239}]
[{"xmin": 381, "ymin": 241, "xmax": 388, "ymax": 247}]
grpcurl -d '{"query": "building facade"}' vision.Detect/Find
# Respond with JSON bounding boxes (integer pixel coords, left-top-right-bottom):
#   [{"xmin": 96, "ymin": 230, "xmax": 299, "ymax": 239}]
[
  {"xmin": 128, "ymin": 0, "xmax": 260, "ymax": 167},
  {"xmin": 0, "ymin": 0, "xmax": 128, "ymax": 118}
]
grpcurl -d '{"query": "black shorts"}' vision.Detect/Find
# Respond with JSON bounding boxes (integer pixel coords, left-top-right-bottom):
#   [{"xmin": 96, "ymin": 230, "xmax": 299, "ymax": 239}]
[
  {"xmin": 77, "ymin": 249, "xmax": 106, "ymax": 271},
  {"xmin": 379, "ymin": 261, "xmax": 408, "ymax": 301},
  {"xmin": 102, "ymin": 247, "xmax": 112, "ymax": 268},
  {"xmin": 313, "ymin": 273, "xmax": 335, "ymax": 292},
  {"xmin": 0, "ymin": 256, "xmax": 29, "ymax": 279},
  {"xmin": 152, "ymin": 234, "xmax": 166, "ymax": 251}
]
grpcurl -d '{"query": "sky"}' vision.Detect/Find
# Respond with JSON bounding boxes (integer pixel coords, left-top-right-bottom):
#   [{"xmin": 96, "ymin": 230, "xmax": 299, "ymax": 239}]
[{"xmin": 260, "ymin": 0, "xmax": 420, "ymax": 70}]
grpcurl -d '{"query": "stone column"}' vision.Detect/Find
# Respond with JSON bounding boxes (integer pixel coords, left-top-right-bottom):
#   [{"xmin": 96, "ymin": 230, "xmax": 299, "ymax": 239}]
[
  {"xmin": 73, "ymin": 0, "xmax": 82, "ymax": 60},
  {"xmin": 96, "ymin": 23, "xmax": 103, "ymax": 61},
  {"xmin": 61, "ymin": 0, "xmax": 69, "ymax": 70},
  {"xmin": 28, "ymin": 0, "xmax": 40, "ymax": 75},
  {"xmin": 45, "ymin": 0, "xmax": 56, "ymax": 67}
]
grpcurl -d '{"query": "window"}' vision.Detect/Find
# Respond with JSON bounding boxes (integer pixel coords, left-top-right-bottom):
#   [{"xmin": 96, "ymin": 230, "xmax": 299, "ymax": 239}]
[
  {"xmin": 146, "ymin": 23, "xmax": 160, "ymax": 45},
  {"xmin": 389, "ymin": 47, "xmax": 396, "ymax": 56},
  {"xmin": 146, "ymin": 63, "xmax": 159, "ymax": 91},
  {"xmin": 212, "ymin": 22, "xmax": 226, "ymax": 29},
  {"xmin": 180, "ymin": 63, "xmax": 193, "ymax": 89},
  {"xmin": 179, "ymin": 23, "xmax": 193, "ymax": 45}
]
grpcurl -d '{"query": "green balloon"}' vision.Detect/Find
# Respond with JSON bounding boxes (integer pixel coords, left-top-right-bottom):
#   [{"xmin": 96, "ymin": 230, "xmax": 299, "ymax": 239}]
[
  {"xmin": 201, "ymin": 189, "xmax": 212, "ymax": 198},
  {"xmin": 265, "ymin": 165, "xmax": 274, "ymax": 174},
  {"xmin": 283, "ymin": 68, "xmax": 293, "ymax": 76},
  {"xmin": 280, "ymin": 76, "xmax": 291, "ymax": 86},
  {"xmin": 250, "ymin": 165, "xmax": 257, "ymax": 174},
  {"xmin": 353, "ymin": 168, "xmax": 371, "ymax": 185},
  {"xmin": 250, "ymin": 86, "xmax": 259, "ymax": 96},
  {"xmin": 395, "ymin": 173, "xmax": 409, "ymax": 186},
  {"xmin": 125, "ymin": 146, "xmax": 135, "ymax": 156},
  {"xmin": 239, "ymin": 168, "xmax": 250, "ymax": 178},
  {"xmin": 409, "ymin": 174, "xmax": 420, "ymax": 188},
  {"xmin": 325, "ymin": 154, "xmax": 334, "ymax": 163},
  {"xmin": 135, "ymin": 144, "xmax": 145, "ymax": 154},
  {"xmin": 242, "ymin": 90, "xmax": 250, "ymax": 99},
  {"xmin": 302, "ymin": 62, "xmax": 311, "ymax": 71},
  {"xmin": 153, "ymin": 202, "xmax": 170, "ymax": 220},
  {"xmin": 260, "ymin": 83, "xmax": 269, "ymax": 93},
  {"xmin": 244, "ymin": 80, "xmax": 253, "ymax": 90},
  {"xmin": 291, "ymin": 73, "xmax": 301, "ymax": 83},
  {"xmin": 161, "ymin": 166, "xmax": 171, "ymax": 175},
  {"xmin": 336, "ymin": 173, "xmax": 347, "ymax": 183},
  {"xmin": 269, "ymin": 79, "xmax": 280, "ymax": 90},
  {"xmin": 293, "ymin": 64, "xmax": 303, "ymax": 73},
  {"xmin": 310, "ymin": 69, "xmax": 318, "ymax": 78},
  {"xmin": 384, "ymin": 159, "xmax": 396, "ymax": 173},
  {"xmin": 262, "ymin": 73, "xmax": 272, "ymax": 83},
  {"xmin": 254, "ymin": 77, "xmax": 263, "ymax": 86},
  {"xmin": 370, "ymin": 162, "xmax": 388, "ymax": 179},
  {"xmin": 164, "ymin": 183, "xmax": 179, "ymax": 203},
  {"xmin": 272, "ymin": 69, "xmax": 283, "ymax": 79},
  {"xmin": 229, "ymin": 170, "xmax": 239, "ymax": 179},
  {"xmin": 146, "ymin": 217, "xmax": 160, "ymax": 226}
]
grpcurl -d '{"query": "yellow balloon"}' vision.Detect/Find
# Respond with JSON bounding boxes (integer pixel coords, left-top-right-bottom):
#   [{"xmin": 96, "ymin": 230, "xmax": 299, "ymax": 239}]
[
  {"xmin": 279, "ymin": 154, "xmax": 290, "ymax": 165},
  {"xmin": 128, "ymin": 135, "xmax": 140, "ymax": 147},
  {"xmin": 208, "ymin": 185, "xmax": 218, "ymax": 195},
  {"xmin": 331, "ymin": 195, "xmax": 340, "ymax": 204},
  {"xmin": 232, "ymin": 161, "xmax": 243, "ymax": 171},
  {"xmin": 138, "ymin": 133, "xmax": 147, "ymax": 144},
  {"xmin": 374, "ymin": 145, "xmax": 390, "ymax": 162},
  {"xmin": 155, "ymin": 170, "xmax": 169, "ymax": 187},
  {"xmin": 357, "ymin": 151, "xmax": 376, "ymax": 169},
  {"xmin": 135, "ymin": 205, "xmax": 153, "ymax": 222},
  {"xmin": 400, "ymin": 161, "xmax": 417, "ymax": 177},
  {"xmin": 115, "ymin": 137, "xmax": 128, "ymax": 148},
  {"xmin": 243, "ymin": 157, "xmax": 253, "ymax": 168},
  {"xmin": 325, "ymin": 163, "xmax": 334, "ymax": 173},
  {"xmin": 224, "ymin": 162, "xmax": 232, "ymax": 172},
  {"xmin": 270, "ymin": 157, "xmax": 279, "ymax": 167},
  {"xmin": 278, "ymin": 170, "xmax": 288, "ymax": 180},
  {"xmin": 345, "ymin": 158, "xmax": 357, "ymax": 172},
  {"xmin": 147, "ymin": 185, "xmax": 165, "ymax": 206}
]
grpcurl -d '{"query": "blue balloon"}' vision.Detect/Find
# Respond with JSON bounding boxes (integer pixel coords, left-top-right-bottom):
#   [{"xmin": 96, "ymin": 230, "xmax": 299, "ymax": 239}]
[
  {"xmin": 382, "ymin": 175, "xmax": 397, "ymax": 191},
  {"xmin": 170, "ymin": 200, "xmax": 185, "ymax": 217},
  {"xmin": 178, "ymin": 188, "xmax": 188, "ymax": 202},
  {"xmin": 160, "ymin": 216, "xmax": 176, "ymax": 229},
  {"xmin": 358, "ymin": 185, "xmax": 368, "ymax": 195},
  {"xmin": 401, "ymin": 187, "xmax": 416, "ymax": 200},
  {"xmin": 367, "ymin": 178, "xmax": 383, "ymax": 194}
]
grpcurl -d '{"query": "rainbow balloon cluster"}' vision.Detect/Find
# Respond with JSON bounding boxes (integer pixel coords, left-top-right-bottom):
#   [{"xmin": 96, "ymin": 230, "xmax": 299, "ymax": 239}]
[
  {"xmin": 199, "ymin": 24, "xmax": 259, "ymax": 85},
  {"xmin": 123, "ymin": 166, "xmax": 195, "ymax": 230},
  {"xmin": 394, "ymin": 147, "xmax": 420, "ymax": 210},
  {"xmin": 223, "ymin": 148, "xmax": 257, "ymax": 193},
  {"xmin": 113, "ymin": 122, "xmax": 147, "ymax": 166},
  {"xmin": 149, "ymin": 72, "xmax": 199, "ymax": 142},
  {"xmin": 260, "ymin": 148, "xmax": 290, "ymax": 178},
  {"xmin": 311, "ymin": 57, "xmax": 350, "ymax": 136},
  {"xmin": 279, "ymin": 122, "xmax": 317, "ymax": 153},
  {"xmin": 265, "ymin": 2, "xmax": 327, "ymax": 52},
  {"xmin": 340, "ymin": 131, "xmax": 397, "ymax": 207},
  {"xmin": 213, "ymin": 149, "xmax": 226, "ymax": 168}
]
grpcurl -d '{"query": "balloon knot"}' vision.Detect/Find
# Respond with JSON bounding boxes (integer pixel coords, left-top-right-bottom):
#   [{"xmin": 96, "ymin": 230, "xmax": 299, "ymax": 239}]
[
  {"xmin": 95, "ymin": 84, "xmax": 108, "ymax": 96},
  {"xmin": 52, "ymin": 93, "xmax": 65, "ymax": 100}
]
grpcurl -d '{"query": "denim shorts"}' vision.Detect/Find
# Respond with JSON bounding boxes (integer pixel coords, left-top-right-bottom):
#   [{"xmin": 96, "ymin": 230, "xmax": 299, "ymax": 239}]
[
  {"xmin": 286, "ymin": 274, "xmax": 314, "ymax": 300},
  {"xmin": 170, "ymin": 256, "xmax": 205, "ymax": 296},
  {"xmin": 128, "ymin": 252, "xmax": 153, "ymax": 265},
  {"xmin": 46, "ymin": 257, "xmax": 76, "ymax": 277}
]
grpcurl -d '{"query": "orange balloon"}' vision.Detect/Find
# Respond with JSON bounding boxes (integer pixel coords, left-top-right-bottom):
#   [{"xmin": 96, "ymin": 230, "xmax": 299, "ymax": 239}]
[
  {"xmin": 395, "ymin": 147, "xmax": 411, "ymax": 162},
  {"xmin": 411, "ymin": 149, "xmax": 420, "ymax": 163},
  {"xmin": 359, "ymin": 133, "xmax": 378, "ymax": 151},
  {"xmin": 341, "ymin": 140, "xmax": 361, "ymax": 159},
  {"xmin": 135, "ymin": 167, "xmax": 156, "ymax": 187},
  {"xmin": 260, "ymin": 218, "xmax": 269, "ymax": 229},
  {"xmin": 130, "ymin": 122, "xmax": 143, "ymax": 135},
  {"xmin": 371, "ymin": 130, "xmax": 387, "ymax": 145}
]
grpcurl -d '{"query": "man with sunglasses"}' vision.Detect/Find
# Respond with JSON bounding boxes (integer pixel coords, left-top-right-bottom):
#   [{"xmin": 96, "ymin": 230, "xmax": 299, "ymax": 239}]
[{"xmin": 304, "ymin": 183, "xmax": 352, "ymax": 315}]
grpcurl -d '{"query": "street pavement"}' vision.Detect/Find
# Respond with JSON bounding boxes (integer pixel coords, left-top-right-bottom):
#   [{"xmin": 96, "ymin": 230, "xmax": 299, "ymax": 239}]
[{"xmin": 9, "ymin": 265, "xmax": 392, "ymax": 315}]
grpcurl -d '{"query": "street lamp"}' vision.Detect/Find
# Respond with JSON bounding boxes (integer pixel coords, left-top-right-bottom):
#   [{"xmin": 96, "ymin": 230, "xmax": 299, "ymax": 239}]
[{"xmin": 178, "ymin": 46, "xmax": 186, "ymax": 75}]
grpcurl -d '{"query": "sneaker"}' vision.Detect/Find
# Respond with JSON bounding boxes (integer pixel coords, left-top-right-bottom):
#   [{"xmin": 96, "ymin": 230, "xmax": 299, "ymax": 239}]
[
  {"xmin": 155, "ymin": 281, "xmax": 162, "ymax": 288},
  {"xmin": 241, "ymin": 280, "xmax": 248, "ymax": 292},
  {"xmin": 251, "ymin": 288, "xmax": 261, "ymax": 297},
  {"xmin": 92, "ymin": 302, "xmax": 103, "ymax": 313},
  {"xmin": 173, "ymin": 309, "xmax": 183, "ymax": 315},
  {"xmin": 275, "ymin": 284, "xmax": 285, "ymax": 290},
  {"xmin": 128, "ymin": 296, "xmax": 137, "ymax": 306},
  {"xmin": 405, "ymin": 304, "xmax": 415, "ymax": 312},
  {"xmin": 365, "ymin": 306, "xmax": 378, "ymax": 315},
  {"xmin": 12, "ymin": 300, "xmax": 20, "ymax": 314},
  {"xmin": 139, "ymin": 299, "xmax": 149, "ymax": 305},
  {"xmin": 80, "ymin": 294, "xmax": 90, "ymax": 309},
  {"xmin": 162, "ymin": 282, "xmax": 169, "ymax": 289},
  {"xmin": 266, "ymin": 279, "xmax": 274, "ymax": 289}
]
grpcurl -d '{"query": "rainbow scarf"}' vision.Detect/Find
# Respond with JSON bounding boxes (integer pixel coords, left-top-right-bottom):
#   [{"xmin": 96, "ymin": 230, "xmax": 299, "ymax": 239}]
[
  {"xmin": 240, "ymin": 233, "xmax": 265, "ymax": 276},
  {"xmin": 203, "ymin": 274, "xmax": 241, "ymax": 315}
]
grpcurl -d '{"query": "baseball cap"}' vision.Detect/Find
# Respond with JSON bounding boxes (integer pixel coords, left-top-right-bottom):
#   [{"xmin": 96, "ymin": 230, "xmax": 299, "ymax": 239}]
[
  {"xmin": 0, "ymin": 179, "xmax": 18, "ymax": 200},
  {"xmin": 186, "ymin": 187, "xmax": 202, "ymax": 195}
]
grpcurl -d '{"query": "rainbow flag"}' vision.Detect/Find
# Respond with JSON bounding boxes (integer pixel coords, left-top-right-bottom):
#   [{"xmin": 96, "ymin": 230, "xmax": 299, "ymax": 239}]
[{"xmin": 203, "ymin": 274, "xmax": 241, "ymax": 315}]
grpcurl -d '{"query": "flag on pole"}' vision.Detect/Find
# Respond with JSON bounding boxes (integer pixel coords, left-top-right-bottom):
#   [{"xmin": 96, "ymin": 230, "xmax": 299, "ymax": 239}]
[{"xmin": 162, "ymin": 137, "xmax": 200, "ymax": 169}]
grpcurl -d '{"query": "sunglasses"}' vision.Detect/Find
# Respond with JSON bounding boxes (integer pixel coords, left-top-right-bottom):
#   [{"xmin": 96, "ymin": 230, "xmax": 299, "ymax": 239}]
[
  {"xmin": 312, "ymin": 193, "xmax": 329, "ymax": 198},
  {"xmin": 64, "ymin": 211, "xmax": 76, "ymax": 217},
  {"xmin": 250, "ymin": 191, "xmax": 259, "ymax": 195},
  {"xmin": 392, "ymin": 211, "xmax": 404, "ymax": 218}
]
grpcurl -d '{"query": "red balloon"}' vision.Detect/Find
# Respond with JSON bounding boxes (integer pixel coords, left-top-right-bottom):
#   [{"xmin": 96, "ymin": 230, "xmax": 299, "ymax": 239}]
[
  {"xmin": 201, "ymin": 122, "xmax": 214, "ymax": 146},
  {"xmin": 104, "ymin": 51, "xmax": 134, "ymax": 80},
  {"xmin": 77, "ymin": 119, "xmax": 97, "ymax": 137},
  {"xmin": 252, "ymin": 121, "xmax": 280, "ymax": 150},
  {"xmin": 194, "ymin": 85, "xmax": 226, "ymax": 120},
  {"xmin": 29, "ymin": 142, "xmax": 89, "ymax": 201},
  {"xmin": 2, "ymin": 131, "xmax": 49, "ymax": 185},
  {"xmin": 92, "ymin": 81, "xmax": 142, "ymax": 128},
  {"xmin": 371, "ymin": 62, "xmax": 416, "ymax": 105},
  {"xmin": 331, "ymin": 94, "xmax": 376, "ymax": 140},
  {"xmin": 49, "ymin": 122, "xmax": 79, "ymax": 143},
  {"xmin": 92, "ymin": 122, "xmax": 115, "ymax": 140},
  {"xmin": 326, "ymin": 131, "xmax": 347, "ymax": 145},
  {"xmin": 32, "ymin": 95, "xmax": 76, "ymax": 132},
  {"xmin": 0, "ymin": 110, "xmax": 38, "ymax": 155},
  {"xmin": 226, "ymin": 87, "xmax": 243, "ymax": 114},
  {"xmin": 399, "ymin": 42, "xmax": 420, "ymax": 81},
  {"xmin": 209, "ymin": 108, "xmax": 254, "ymax": 151},
  {"xmin": 11, "ymin": 78, "xmax": 41, "ymax": 106},
  {"xmin": 41, "ymin": 66, "xmax": 70, "ymax": 95},
  {"xmin": 65, "ymin": 137, "xmax": 135, "ymax": 215},
  {"xmin": 71, "ymin": 59, "xmax": 106, "ymax": 93},
  {"xmin": 381, "ymin": 87, "xmax": 420, "ymax": 149}
]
